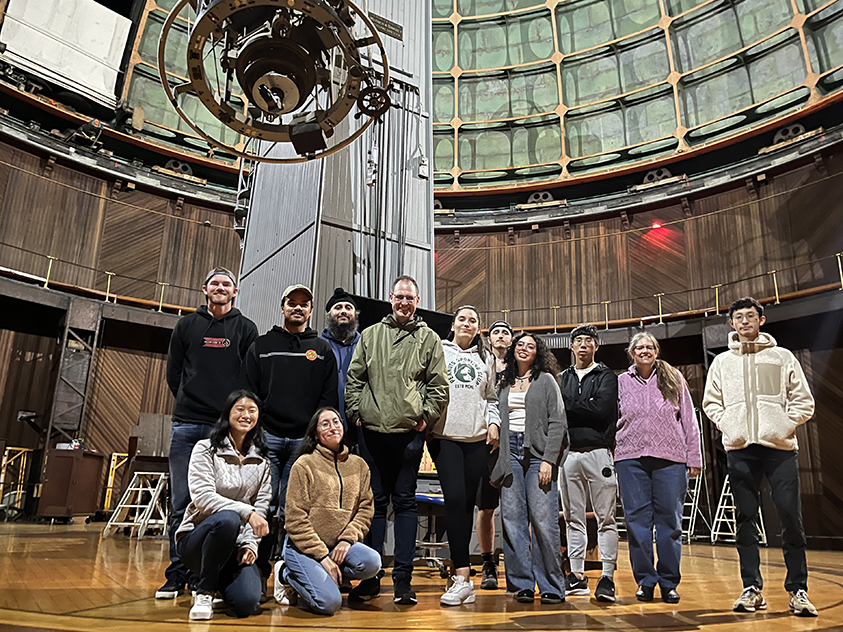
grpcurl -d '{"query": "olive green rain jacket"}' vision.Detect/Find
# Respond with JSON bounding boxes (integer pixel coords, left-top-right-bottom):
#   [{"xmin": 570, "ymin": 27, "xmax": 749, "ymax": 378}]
[{"xmin": 345, "ymin": 314, "xmax": 449, "ymax": 434}]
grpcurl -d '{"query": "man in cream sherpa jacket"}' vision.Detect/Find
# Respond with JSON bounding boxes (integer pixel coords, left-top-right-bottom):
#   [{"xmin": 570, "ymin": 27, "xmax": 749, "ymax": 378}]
[{"xmin": 703, "ymin": 297, "xmax": 817, "ymax": 618}]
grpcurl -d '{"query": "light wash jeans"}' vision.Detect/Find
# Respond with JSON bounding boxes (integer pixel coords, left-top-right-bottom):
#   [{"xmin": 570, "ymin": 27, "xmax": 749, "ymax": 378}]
[
  {"xmin": 500, "ymin": 432, "xmax": 565, "ymax": 595},
  {"xmin": 282, "ymin": 538, "xmax": 381, "ymax": 614}
]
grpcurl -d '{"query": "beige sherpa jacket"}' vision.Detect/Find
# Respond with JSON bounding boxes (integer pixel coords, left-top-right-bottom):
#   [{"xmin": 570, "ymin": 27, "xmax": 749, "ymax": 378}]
[{"xmin": 702, "ymin": 331, "xmax": 814, "ymax": 452}]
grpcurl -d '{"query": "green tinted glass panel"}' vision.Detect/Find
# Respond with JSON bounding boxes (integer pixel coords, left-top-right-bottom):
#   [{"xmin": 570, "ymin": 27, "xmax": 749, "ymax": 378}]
[
  {"xmin": 612, "ymin": 0, "xmax": 661, "ymax": 38},
  {"xmin": 139, "ymin": 11, "xmax": 188, "ymax": 77},
  {"xmin": 748, "ymin": 38, "xmax": 806, "ymax": 102},
  {"xmin": 679, "ymin": 65, "xmax": 753, "ymax": 127},
  {"xmin": 459, "ymin": 74, "xmax": 510, "ymax": 120},
  {"xmin": 433, "ymin": 0, "xmax": 454, "ymax": 19},
  {"xmin": 565, "ymin": 107, "xmax": 625, "ymax": 157},
  {"xmin": 434, "ymin": 130, "xmax": 456, "ymax": 170},
  {"xmin": 562, "ymin": 51, "xmax": 620, "ymax": 105},
  {"xmin": 619, "ymin": 32, "xmax": 670, "ymax": 92},
  {"xmin": 178, "ymin": 92, "xmax": 241, "ymax": 146},
  {"xmin": 805, "ymin": 3, "xmax": 843, "ymax": 73},
  {"xmin": 459, "ymin": 127, "xmax": 512, "ymax": 169},
  {"xmin": 512, "ymin": 120, "xmax": 562, "ymax": 164},
  {"xmin": 671, "ymin": 6, "xmax": 742, "ymax": 72},
  {"xmin": 154, "ymin": 0, "xmax": 184, "ymax": 12},
  {"xmin": 433, "ymin": 26, "xmax": 455, "ymax": 72},
  {"xmin": 127, "ymin": 65, "xmax": 182, "ymax": 130},
  {"xmin": 797, "ymin": 0, "xmax": 828, "ymax": 13},
  {"xmin": 507, "ymin": 0, "xmax": 548, "ymax": 9},
  {"xmin": 433, "ymin": 79, "xmax": 456, "ymax": 122},
  {"xmin": 665, "ymin": 0, "xmax": 708, "ymax": 16},
  {"xmin": 736, "ymin": 0, "xmax": 793, "ymax": 44},
  {"xmin": 557, "ymin": 0, "xmax": 614, "ymax": 54},
  {"xmin": 459, "ymin": 20, "xmax": 508, "ymax": 69},
  {"xmin": 506, "ymin": 11, "xmax": 554, "ymax": 64},
  {"xmin": 510, "ymin": 67, "xmax": 559, "ymax": 116},
  {"xmin": 626, "ymin": 92, "xmax": 676, "ymax": 144},
  {"xmin": 458, "ymin": 0, "xmax": 505, "ymax": 15}
]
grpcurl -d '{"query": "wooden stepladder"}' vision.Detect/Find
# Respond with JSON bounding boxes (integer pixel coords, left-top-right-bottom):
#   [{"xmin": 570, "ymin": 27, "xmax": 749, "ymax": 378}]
[
  {"xmin": 711, "ymin": 475, "xmax": 767, "ymax": 545},
  {"xmin": 103, "ymin": 471, "xmax": 169, "ymax": 539}
]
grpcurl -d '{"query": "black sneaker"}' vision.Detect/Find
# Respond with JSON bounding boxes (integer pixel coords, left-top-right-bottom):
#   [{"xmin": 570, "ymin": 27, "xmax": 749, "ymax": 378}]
[
  {"xmin": 595, "ymin": 576, "xmax": 616, "ymax": 603},
  {"xmin": 349, "ymin": 576, "xmax": 381, "ymax": 603},
  {"xmin": 155, "ymin": 579, "xmax": 184, "ymax": 599},
  {"xmin": 515, "ymin": 589, "xmax": 535, "ymax": 603},
  {"xmin": 565, "ymin": 573, "xmax": 589, "ymax": 596},
  {"xmin": 480, "ymin": 561, "xmax": 499, "ymax": 590},
  {"xmin": 393, "ymin": 578, "xmax": 417, "ymax": 605},
  {"xmin": 636, "ymin": 585, "xmax": 655, "ymax": 602},
  {"xmin": 339, "ymin": 577, "xmax": 353, "ymax": 594},
  {"xmin": 540, "ymin": 592, "xmax": 564, "ymax": 604}
]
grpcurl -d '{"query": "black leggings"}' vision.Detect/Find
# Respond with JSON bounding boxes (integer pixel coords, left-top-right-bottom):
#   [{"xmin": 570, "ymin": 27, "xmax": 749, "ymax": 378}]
[{"xmin": 429, "ymin": 438, "xmax": 490, "ymax": 569}]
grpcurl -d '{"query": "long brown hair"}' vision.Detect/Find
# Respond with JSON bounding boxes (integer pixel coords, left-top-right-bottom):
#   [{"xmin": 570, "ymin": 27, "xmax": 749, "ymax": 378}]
[
  {"xmin": 626, "ymin": 333, "xmax": 682, "ymax": 406},
  {"xmin": 447, "ymin": 305, "xmax": 488, "ymax": 362}
]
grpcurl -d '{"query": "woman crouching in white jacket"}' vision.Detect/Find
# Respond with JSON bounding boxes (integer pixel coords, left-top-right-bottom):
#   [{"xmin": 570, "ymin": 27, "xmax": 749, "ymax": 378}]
[{"xmin": 175, "ymin": 389, "xmax": 272, "ymax": 620}]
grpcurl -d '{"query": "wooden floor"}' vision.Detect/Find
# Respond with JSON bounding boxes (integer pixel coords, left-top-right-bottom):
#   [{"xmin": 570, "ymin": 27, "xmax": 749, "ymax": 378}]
[{"xmin": 0, "ymin": 522, "xmax": 841, "ymax": 632}]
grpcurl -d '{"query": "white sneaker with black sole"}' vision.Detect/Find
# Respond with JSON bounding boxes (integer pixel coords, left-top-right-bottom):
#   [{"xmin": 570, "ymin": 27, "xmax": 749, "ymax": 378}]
[{"xmin": 440, "ymin": 576, "xmax": 476, "ymax": 606}]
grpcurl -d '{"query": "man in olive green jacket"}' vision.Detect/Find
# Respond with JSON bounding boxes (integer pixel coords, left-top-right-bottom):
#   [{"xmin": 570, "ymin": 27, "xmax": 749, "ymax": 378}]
[{"xmin": 344, "ymin": 275, "xmax": 449, "ymax": 605}]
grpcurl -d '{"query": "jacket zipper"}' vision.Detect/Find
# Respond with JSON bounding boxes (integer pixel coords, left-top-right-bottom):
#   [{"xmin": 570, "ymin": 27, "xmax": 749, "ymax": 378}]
[{"xmin": 334, "ymin": 453, "xmax": 344, "ymax": 509}]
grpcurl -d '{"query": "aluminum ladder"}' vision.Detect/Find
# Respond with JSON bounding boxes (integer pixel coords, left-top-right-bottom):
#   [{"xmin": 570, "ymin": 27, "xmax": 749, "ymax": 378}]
[{"xmin": 103, "ymin": 471, "xmax": 169, "ymax": 539}]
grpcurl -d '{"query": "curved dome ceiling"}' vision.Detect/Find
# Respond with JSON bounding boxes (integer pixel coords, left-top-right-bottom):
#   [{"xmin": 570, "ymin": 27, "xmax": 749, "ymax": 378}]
[{"xmin": 432, "ymin": 0, "xmax": 843, "ymax": 192}]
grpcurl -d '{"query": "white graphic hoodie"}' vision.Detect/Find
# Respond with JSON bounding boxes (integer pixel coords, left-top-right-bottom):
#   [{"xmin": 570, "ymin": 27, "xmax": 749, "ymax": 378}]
[
  {"xmin": 703, "ymin": 331, "xmax": 814, "ymax": 452},
  {"xmin": 431, "ymin": 340, "xmax": 501, "ymax": 442}
]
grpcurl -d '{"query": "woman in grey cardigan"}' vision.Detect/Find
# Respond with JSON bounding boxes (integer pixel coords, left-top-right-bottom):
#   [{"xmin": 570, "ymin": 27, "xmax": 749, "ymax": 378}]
[
  {"xmin": 175, "ymin": 389, "xmax": 272, "ymax": 620},
  {"xmin": 491, "ymin": 332, "xmax": 568, "ymax": 604}
]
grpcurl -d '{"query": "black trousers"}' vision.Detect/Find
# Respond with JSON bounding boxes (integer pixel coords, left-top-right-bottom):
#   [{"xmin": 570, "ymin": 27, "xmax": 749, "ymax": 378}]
[
  {"xmin": 428, "ymin": 438, "xmax": 490, "ymax": 569},
  {"xmin": 727, "ymin": 444, "xmax": 808, "ymax": 592}
]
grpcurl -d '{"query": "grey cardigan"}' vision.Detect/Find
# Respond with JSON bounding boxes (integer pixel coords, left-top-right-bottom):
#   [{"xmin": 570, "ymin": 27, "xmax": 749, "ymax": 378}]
[
  {"xmin": 175, "ymin": 437, "xmax": 272, "ymax": 554},
  {"xmin": 490, "ymin": 371, "xmax": 569, "ymax": 487}
]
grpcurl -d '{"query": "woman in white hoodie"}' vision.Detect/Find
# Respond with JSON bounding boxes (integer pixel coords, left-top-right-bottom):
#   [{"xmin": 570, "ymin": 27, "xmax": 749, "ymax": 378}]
[{"xmin": 429, "ymin": 305, "xmax": 501, "ymax": 606}]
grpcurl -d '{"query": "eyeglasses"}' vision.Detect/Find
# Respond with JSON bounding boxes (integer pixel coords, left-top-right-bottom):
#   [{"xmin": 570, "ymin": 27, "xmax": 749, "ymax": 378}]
[
  {"xmin": 634, "ymin": 345, "xmax": 656, "ymax": 352},
  {"xmin": 318, "ymin": 418, "xmax": 343, "ymax": 430},
  {"xmin": 392, "ymin": 294, "xmax": 417, "ymax": 303}
]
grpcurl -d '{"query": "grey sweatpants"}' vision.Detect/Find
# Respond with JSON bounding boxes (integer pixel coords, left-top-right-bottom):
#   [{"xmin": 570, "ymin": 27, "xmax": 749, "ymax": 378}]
[{"xmin": 559, "ymin": 447, "xmax": 619, "ymax": 576}]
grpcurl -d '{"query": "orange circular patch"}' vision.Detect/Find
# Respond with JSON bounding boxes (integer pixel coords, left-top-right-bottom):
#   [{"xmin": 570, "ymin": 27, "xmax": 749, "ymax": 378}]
[{"xmin": 305, "ymin": 349, "xmax": 318, "ymax": 361}]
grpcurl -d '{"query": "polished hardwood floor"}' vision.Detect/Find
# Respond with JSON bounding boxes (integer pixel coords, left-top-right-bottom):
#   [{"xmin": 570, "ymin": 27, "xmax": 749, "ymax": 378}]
[{"xmin": 0, "ymin": 522, "xmax": 841, "ymax": 632}]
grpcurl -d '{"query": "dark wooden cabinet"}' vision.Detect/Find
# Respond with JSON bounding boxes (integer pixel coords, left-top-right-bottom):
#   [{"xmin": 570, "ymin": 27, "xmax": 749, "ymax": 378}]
[{"xmin": 38, "ymin": 449, "xmax": 105, "ymax": 518}]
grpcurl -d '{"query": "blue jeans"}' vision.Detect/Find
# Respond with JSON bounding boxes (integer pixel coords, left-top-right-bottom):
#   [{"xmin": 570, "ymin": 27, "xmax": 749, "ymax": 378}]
[
  {"xmin": 166, "ymin": 421, "xmax": 212, "ymax": 585},
  {"xmin": 616, "ymin": 457, "xmax": 688, "ymax": 590},
  {"xmin": 500, "ymin": 432, "xmax": 564, "ymax": 595},
  {"xmin": 283, "ymin": 538, "xmax": 381, "ymax": 614},
  {"xmin": 176, "ymin": 510, "xmax": 262, "ymax": 617},
  {"xmin": 258, "ymin": 432, "xmax": 304, "ymax": 577},
  {"xmin": 358, "ymin": 427, "xmax": 425, "ymax": 582}
]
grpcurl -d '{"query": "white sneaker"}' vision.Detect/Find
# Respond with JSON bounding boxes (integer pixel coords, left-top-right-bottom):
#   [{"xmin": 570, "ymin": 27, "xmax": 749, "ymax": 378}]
[
  {"xmin": 440, "ymin": 576, "xmax": 476, "ymax": 606},
  {"xmin": 276, "ymin": 583, "xmax": 298, "ymax": 606},
  {"xmin": 189, "ymin": 593, "xmax": 214, "ymax": 620},
  {"xmin": 789, "ymin": 589, "xmax": 818, "ymax": 617}
]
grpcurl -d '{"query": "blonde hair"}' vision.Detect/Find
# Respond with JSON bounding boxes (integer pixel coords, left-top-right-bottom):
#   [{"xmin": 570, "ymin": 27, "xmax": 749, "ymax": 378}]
[{"xmin": 626, "ymin": 332, "xmax": 683, "ymax": 406}]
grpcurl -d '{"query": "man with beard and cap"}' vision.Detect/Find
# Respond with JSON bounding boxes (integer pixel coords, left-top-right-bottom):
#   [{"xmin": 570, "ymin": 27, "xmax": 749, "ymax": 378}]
[
  {"xmin": 243, "ymin": 284, "xmax": 339, "ymax": 591},
  {"xmin": 320, "ymin": 287, "xmax": 361, "ymax": 434},
  {"xmin": 157, "ymin": 267, "xmax": 258, "ymax": 600}
]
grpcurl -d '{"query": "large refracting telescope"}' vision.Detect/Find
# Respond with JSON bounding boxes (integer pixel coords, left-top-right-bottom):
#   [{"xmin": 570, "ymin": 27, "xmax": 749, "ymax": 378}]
[{"xmin": 157, "ymin": 0, "xmax": 391, "ymax": 162}]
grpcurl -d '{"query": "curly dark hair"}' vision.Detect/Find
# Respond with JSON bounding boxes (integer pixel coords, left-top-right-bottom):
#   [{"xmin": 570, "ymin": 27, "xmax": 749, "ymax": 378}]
[
  {"xmin": 501, "ymin": 332, "xmax": 559, "ymax": 388},
  {"xmin": 207, "ymin": 389, "xmax": 268, "ymax": 458}
]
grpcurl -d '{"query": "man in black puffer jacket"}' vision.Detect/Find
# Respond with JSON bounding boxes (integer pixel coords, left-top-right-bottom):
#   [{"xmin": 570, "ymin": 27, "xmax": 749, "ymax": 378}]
[
  {"xmin": 243, "ymin": 284, "xmax": 339, "ymax": 584},
  {"xmin": 557, "ymin": 324, "xmax": 619, "ymax": 604}
]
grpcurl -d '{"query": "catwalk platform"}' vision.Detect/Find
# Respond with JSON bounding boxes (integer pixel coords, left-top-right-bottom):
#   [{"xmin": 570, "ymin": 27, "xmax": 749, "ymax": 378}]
[{"xmin": 0, "ymin": 522, "xmax": 840, "ymax": 631}]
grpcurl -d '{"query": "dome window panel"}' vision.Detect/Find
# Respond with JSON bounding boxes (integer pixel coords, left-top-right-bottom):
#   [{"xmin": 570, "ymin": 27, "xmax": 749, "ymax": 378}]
[
  {"xmin": 611, "ymin": 0, "xmax": 662, "ymax": 39},
  {"xmin": 665, "ymin": 0, "xmax": 710, "ymax": 17},
  {"xmin": 625, "ymin": 92, "xmax": 677, "ymax": 145},
  {"xmin": 618, "ymin": 30, "xmax": 671, "ymax": 93},
  {"xmin": 556, "ymin": 0, "xmax": 615, "ymax": 54},
  {"xmin": 671, "ymin": 4, "xmax": 743, "ymax": 73},
  {"xmin": 679, "ymin": 64, "xmax": 753, "ymax": 128},
  {"xmin": 458, "ymin": 74, "xmax": 511, "ymax": 121},
  {"xmin": 805, "ymin": 2, "xmax": 843, "ymax": 75},
  {"xmin": 433, "ymin": 0, "xmax": 454, "ymax": 19},
  {"xmin": 433, "ymin": 79, "xmax": 456, "ymax": 123},
  {"xmin": 735, "ymin": 0, "xmax": 793, "ymax": 44},
  {"xmin": 434, "ymin": 131, "xmax": 456, "ymax": 171},
  {"xmin": 458, "ymin": 19, "xmax": 509, "ymax": 69},
  {"xmin": 562, "ymin": 49, "xmax": 621, "ymax": 106},
  {"xmin": 565, "ymin": 106, "xmax": 625, "ymax": 158},
  {"xmin": 506, "ymin": 10, "xmax": 555, "ymax": 65},
  {"xmin": 746, "ymin": 38, "xmax": 807, "ymax": 103},
  {"xmin": 458, "ymin": 0, "xmax": 507, "ymax": 15},
  {"xmin": 459, "ymin": 127, "xmax": 513, "ymax": 170},
  {"xmin": 510, "ymin": 66, "xmax": 560, "ymax": 117},
  {"xmin": 512, "ymin": 119, "xmax": 563, "ymax": 165},
  {"xmin": 433, "ymin": 26, "xmax": 455, "ymax": 72}
]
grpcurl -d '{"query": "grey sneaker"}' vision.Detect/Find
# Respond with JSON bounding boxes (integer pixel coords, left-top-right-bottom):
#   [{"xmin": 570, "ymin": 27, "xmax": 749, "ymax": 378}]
[
  {"xmin": 733, "ymin": 586, "xmax": 767, "ymax": 613},
  {"xmin": 789, "ymin": 589, "xmax": 818, "ymax": 617}
]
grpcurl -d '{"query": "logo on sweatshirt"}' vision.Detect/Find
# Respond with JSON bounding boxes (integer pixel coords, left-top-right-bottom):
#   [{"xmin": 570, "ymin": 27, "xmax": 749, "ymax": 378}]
[
  {"xmin": 448, "ymin": 359, "xmax": 483, "ymax": 389},
  {"xmin": 305, "ymin": 349, "xmax": 318, "ymax": 361},
  {"xmin": 203, "ymin": 337, "xmax": 231, "ymax": 349}
]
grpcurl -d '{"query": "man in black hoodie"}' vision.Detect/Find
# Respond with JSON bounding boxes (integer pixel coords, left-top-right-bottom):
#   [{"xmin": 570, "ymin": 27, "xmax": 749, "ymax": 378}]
[
  {"xmin": 157, "ymin": 267, "xmax": 258, "ymax": 599},
  {"xmin": 243, "ymin": 283, "xmax": 339, "ymax": 583},
  {"xmin": 557, "ymin": 324, "xmax": 619, "ymax": 603}
]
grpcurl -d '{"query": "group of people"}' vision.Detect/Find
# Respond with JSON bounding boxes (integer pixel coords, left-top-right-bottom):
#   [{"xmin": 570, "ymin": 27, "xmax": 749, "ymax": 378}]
[{"xmin": 157, "ymin": 266, "xmax": 820, "ymax": 620}]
